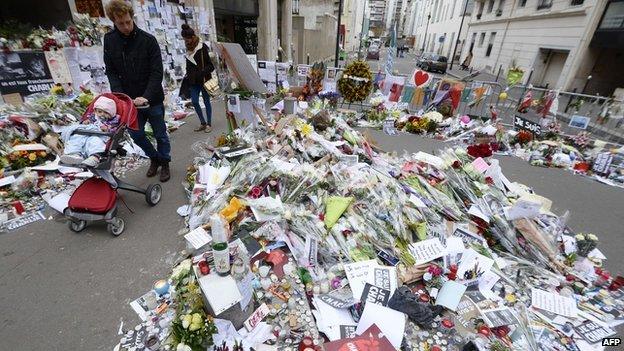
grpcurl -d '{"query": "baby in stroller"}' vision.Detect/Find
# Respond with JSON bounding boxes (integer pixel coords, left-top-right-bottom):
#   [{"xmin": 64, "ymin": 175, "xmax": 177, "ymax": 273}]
[{"xmin": 60, "ymin": 96, "xmax": 120, "ymax": 167}]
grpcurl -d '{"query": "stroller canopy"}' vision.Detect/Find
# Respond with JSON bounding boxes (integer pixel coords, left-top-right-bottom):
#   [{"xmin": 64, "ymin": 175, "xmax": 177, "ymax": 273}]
[{"xmin": 82, "ymin": 93, "xmax": 138, "ymax": 130}]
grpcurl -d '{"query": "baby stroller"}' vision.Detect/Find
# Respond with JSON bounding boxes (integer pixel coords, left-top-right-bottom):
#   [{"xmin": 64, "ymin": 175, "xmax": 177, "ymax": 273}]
[{"xmin": 62, "ymin": 93, "xmax": 162, "ymax": 236}]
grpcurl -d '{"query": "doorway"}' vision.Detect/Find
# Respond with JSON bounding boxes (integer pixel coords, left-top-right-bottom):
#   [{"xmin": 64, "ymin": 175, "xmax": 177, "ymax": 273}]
[{"xmin": 532, "ymin": 49, "xmax": 569, "ymax": 89}]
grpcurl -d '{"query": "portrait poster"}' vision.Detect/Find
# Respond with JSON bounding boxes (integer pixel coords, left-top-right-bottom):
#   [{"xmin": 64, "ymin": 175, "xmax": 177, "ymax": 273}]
[{"xmin": 0, "ymin": 51, "xmax": 54, "ymax": 96}]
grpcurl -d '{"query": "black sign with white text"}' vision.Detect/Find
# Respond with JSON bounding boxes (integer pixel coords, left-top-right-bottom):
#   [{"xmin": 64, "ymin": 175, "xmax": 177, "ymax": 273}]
[
  {"xmin": 0, "ymin": 51, "xmax": 54, "ymax": 96},
  {"xmin": 360, "ymin": 283, "xmax": 391, "ymax": 306},
  {"xmin": 514, "ymin": 115, "xmax": 542, "ymax": 135}
]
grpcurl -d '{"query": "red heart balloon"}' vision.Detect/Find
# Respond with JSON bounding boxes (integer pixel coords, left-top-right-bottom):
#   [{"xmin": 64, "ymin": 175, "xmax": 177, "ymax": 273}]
[{"xmin": 413, "ymin": 70, "xmax": 430, "ymax": 87}]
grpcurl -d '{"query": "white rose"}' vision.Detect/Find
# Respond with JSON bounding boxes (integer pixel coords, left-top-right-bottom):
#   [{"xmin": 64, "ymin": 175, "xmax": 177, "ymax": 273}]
[{"xmin": 177, "ymin": 343, "xmax": 192, "ymax": 351}]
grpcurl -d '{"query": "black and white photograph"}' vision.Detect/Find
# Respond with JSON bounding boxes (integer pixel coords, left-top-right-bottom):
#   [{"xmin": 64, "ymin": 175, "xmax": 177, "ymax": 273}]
[{"xmin": 0, "ymin": 51, "xmax": 54, "ymax": 95}]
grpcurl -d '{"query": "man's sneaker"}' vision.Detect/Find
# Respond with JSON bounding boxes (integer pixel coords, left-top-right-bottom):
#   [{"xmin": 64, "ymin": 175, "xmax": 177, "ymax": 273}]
[
  {"xmin": 159, "ymin": 161, "xmax": 171, "ymax": 182},
  {"xmin": 146, "ymin": 158, "xmax": 160, "ymax": 177},
  {"xmin": 81, "ymin": 155, "xmax": 100, "ymax": 167},
  {"xmin": 60, "ymin": 153, "xmax": 84, "ymax": 165}
]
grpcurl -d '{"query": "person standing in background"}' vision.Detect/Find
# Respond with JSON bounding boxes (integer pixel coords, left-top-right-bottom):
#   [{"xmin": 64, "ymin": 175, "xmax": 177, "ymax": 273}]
[
  {"xmin": 461, "ymin": 51, "xmax": 473, "ymax": 71},
  {"xmin": 181, "ymin": 24, "xmax": 215, "ymax": 133},
  {"xmin": 103, "ymin": 0, "xmax": 171, "ymax": 182}
]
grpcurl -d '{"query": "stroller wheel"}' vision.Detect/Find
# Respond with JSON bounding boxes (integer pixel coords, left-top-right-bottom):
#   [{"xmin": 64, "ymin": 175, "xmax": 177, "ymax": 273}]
[
  {"xmin": 145, "ymin": 184, "xmax": 162, "ymax": 206},
  {"xmin": 108, "ymin": 217, "xmax": 125, "ymax": 236},
  {"xmin": 68, "ymin": 220, "xmax": 87, "ymax": 233}
]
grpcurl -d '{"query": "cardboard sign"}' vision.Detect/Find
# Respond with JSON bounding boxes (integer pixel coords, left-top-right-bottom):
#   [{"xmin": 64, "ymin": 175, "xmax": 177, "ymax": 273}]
[
  {"xmin": 1, "ymin": 92, "xmax": 23, "ymax": 107},
  {"xmin": 360, "ymin": 283, "xmax": 391, "ymax": 306},
  {"xmin": 514, "ymin": 115, "xmax": 542, "ymax": 135},
  {"xmin": 592, "ymin": 152, "xmax": 613, "ymax": 175},
  {"xmin": 297, "ymin": 64, "xmax": 311, "ymax": 77}
]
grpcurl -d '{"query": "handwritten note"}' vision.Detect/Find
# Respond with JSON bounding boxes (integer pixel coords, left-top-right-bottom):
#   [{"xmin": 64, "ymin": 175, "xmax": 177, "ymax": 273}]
[
  {"xmin": 344, "ymin": 260, "xmax": 378, "ymax": 300},
  {"xmin": 409, "ymin": 238, "xmax": 446, "ymax": 265},
  {"xmin": 531, "ymin": 288, "xmax": 578, "ymax": 318},
  {"xmin": 184, "ymin": 227, "xmax": 212, "ymax": 250}
]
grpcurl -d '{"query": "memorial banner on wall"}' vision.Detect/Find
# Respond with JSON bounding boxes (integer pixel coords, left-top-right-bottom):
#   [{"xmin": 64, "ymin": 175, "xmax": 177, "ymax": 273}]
[{"xmin": 0, "ymin": 51, "xmax": 54, "ymax": 96}]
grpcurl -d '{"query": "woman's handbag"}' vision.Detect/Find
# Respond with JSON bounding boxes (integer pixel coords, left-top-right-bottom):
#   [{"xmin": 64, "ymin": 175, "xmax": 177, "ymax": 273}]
[{"xmin": 200, "ymin": 48, "xmax": 220, "ymax": 97}]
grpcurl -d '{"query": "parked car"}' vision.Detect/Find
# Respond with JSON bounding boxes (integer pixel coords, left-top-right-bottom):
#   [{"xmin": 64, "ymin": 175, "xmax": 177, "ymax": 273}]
[
  {"xmin": 416, "ymin": 52, "xmax": 433, "ymax": 67},
  {"xmin": 367, "ymin": 45, "xmax": 380, "ymax": 60},
  {"xmin": 419, "ymin": 53, "xmax": 448, "ymax": 73}
]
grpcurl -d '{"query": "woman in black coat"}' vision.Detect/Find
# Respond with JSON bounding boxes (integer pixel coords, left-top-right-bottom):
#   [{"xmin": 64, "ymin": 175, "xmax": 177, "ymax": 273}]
[{"xmin": 181, "ymin": 24, "xmax": 215, "ymax": 132}]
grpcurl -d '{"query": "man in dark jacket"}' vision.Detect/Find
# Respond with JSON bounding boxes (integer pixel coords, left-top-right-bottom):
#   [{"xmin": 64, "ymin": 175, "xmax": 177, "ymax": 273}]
[{"xmin": 103, "ymin": 0, "xmax": 171, "ymax": 182}]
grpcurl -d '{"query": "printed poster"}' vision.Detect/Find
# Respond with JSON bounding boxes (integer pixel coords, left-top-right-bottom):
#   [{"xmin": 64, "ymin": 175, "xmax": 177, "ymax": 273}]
[{"xmin": 0, "ymin": 51, "xmax": 54, "ymax": 96}]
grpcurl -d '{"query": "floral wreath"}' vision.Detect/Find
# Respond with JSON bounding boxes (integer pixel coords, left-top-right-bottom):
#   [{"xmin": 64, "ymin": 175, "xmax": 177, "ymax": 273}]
[{"xmin": 338, "ymin": 60, "xmax": 373, "ymax": 103}]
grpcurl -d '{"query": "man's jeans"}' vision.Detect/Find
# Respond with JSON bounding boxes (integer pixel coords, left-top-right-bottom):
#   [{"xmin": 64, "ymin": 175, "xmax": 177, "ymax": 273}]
[{"xmin": 130, "ymin": 104, "xmax": 171, "ymax": 162}]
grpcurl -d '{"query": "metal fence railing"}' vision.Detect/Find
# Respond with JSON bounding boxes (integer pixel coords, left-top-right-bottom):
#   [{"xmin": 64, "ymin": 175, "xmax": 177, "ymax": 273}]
[
  {"xmin": 287, "ymin": 60, "xmax": 624, "ymax": 143},
  {"xmin": 495, "ymin": 86, "xmax": 624, "ymax": 143}
]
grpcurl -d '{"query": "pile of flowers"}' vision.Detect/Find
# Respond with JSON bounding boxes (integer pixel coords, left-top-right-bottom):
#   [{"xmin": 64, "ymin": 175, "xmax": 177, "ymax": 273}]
[
  {"xmin": 467, "ymin": 143, "xmax": 494, "ymax": 158},
  {"xmin": 7, "ymin": 146, "xmax": 51, "ymax": 171},
  {"xmin": 572, "ymin": 131, "xmax": 590, "ymax": 150},
  {"xmin": 300, "ymin": 62, "xmax": 325, "ymax": 101},
  {"xmin": 363, "ymin": 96, "xmax": 389, "ymax": 123},
  {"xmin": 318, "ymin": 91, "xmax": 341, "ymax": 109},
  {"xmin": 168, "ymin": 260, "xmax": 218, "ymax": 351},
  {"xmin": 544, "ymin": 120, "xmax": 562, "ymax": 140},
  {"xmin": 514, "ymin": 130, "xmax": 533, "ymax": 146},
  {"xmin": 402, "ymin": 115, "xmax": 438, "ymax": 134}
]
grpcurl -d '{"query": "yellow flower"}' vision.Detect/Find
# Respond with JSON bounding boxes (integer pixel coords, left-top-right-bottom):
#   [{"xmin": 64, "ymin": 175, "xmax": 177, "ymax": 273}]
[
  {"xmin": 182, "ymin": 314, "xmax": 192, "ymax": 329},
  {"xmin": 28, "ymin": 152, "xmax": 37, "ymax": 161},
  {"xmin": 300, "ymin": 123, "xmax": 313, "ymax": 137}
]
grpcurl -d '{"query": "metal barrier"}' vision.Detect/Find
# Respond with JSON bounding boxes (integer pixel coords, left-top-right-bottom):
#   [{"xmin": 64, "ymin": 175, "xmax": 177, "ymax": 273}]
[
  {"xmin": 298, "ymin": 63, "xmax": 624, "ymax": 143},
  {"xmin": 495, "ymin": 86, "xmax": 624, "ymax": 143}
]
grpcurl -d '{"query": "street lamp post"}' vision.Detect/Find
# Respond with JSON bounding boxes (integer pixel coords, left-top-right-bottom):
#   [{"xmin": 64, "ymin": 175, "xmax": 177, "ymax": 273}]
[
  {"xmin": 421, "ymin": 13, "xmax": 431, "ymax": 53},
  {"xmin": 335, "ymin": 0, "xmax": 344, "ymax": 68},
  {"xmin": 450, "ymin": 0, "xmax": 469, "ymax": 70}
]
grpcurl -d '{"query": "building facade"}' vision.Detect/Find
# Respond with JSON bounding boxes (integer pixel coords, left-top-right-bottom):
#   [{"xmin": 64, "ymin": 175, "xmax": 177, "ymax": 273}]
[
  {"xmin": 369, "ymin": 0, "xmax": 388, "ymax": 36},
  {"xmin": 408, "ymin": 0, "xmax": 473, "ymax": 61},
  {"xmin": 577, "ymin": 0, "xmax": 624, "ymax": 95},
  {"xmin": 459, "ymin": 0, "xmax": 611, "ymax": 92},
  {"xmin": 341, "ymin": 0, "xmax": 368, "ymax": 52}
]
